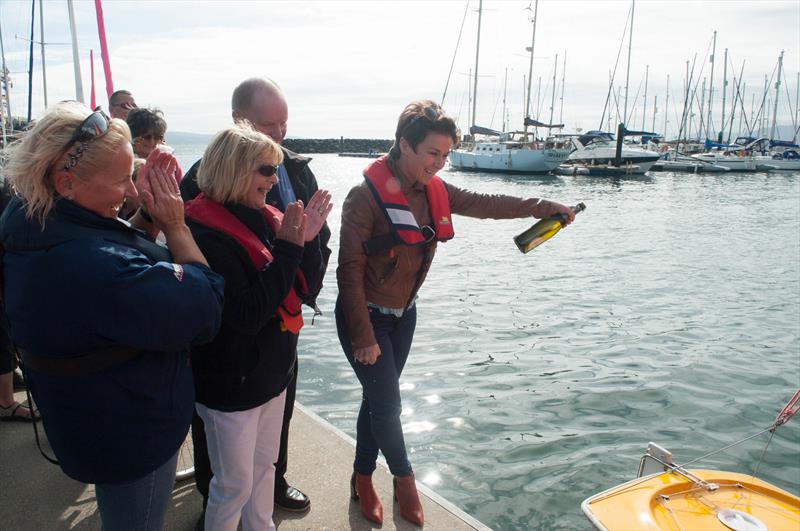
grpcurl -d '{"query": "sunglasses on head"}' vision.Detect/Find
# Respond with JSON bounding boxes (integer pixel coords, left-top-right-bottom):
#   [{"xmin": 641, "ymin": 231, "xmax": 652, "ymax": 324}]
[
  {"xmin": 63, "ymin": 109, "xmax": 111, "ymax": 171},
  {"xmin": 257, "ymin": 164, "xmax": 279, "ymax": 177},
  {"xmin": 402, "ymin": 105, "xmax": 442, "ymax": 136}
]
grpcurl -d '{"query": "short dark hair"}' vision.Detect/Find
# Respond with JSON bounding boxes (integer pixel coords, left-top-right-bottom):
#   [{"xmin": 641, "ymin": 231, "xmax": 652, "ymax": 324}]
[
  {"xmin": 126, "ymin": 107, "xmax": 167, "ymax": 138},
  {"xmin": 109, "ymin": 90, "xmax": 132, "ymax": 106},
  {"xmin": 390, "ymin": 100, "xmax": 460, "ymax": 159}
]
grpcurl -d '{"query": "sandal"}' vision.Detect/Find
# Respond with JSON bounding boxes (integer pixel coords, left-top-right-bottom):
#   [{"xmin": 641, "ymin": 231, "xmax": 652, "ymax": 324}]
[{"xmin": 0, "ymin": 401, "xmax": 41, "ymax": 423}]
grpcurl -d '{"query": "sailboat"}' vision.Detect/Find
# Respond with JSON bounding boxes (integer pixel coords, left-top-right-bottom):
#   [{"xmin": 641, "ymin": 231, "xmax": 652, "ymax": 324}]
[{"xmin": 448, "ymin": 0, "xmax": 571, "ymax": 174}]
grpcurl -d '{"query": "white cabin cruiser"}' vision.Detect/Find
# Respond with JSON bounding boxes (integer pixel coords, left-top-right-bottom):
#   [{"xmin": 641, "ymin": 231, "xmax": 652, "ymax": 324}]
[{"xmin": 565, "ymin": 131, "xmax": 660, "ymax": 174}]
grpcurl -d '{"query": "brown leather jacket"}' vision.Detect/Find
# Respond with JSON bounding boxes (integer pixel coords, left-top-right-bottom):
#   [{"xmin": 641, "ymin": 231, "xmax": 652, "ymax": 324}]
[{"xmin": 337, "ymin": 160, "xmax": 542, "ymax": 349}]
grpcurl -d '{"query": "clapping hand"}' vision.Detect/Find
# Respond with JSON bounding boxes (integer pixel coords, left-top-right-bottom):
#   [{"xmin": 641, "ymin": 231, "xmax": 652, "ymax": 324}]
[
  {"xmin": 274, "ymin": 201, "xmax": 307, "ymax": 247},
  {"xmin": 302, "ymin": 190, "xmax": 333, "ymax": 242},
  {"xmin": 137, "ymin": 150, "xmax": 184, "ymax": 231}
]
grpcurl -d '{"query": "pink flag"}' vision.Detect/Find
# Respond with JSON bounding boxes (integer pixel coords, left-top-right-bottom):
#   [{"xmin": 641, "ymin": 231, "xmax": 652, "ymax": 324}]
[{"xmin": 94, "ymin": 0, "xmax": 114, "ymax": 97}]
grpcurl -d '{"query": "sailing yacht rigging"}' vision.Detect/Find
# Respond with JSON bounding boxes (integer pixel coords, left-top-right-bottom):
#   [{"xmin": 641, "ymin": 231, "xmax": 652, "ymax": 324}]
[{"xmin": 448, "ymin": 0, "xmax": 570, "ymax": 174}]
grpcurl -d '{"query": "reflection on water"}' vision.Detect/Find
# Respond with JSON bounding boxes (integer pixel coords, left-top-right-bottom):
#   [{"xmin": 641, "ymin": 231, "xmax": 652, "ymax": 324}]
[{"xmin": 175, "ymin": 148, "xmax": 799, "ymax": 530}]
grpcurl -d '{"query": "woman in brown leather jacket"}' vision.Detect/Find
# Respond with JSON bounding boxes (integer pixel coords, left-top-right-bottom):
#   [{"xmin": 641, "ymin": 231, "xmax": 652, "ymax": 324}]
[{"xmin": 336, "ymin": 100, "xmax": 575, "ymax": 526}]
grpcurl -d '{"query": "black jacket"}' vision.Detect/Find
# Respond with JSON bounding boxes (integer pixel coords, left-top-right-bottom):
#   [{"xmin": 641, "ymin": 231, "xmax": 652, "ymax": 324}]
[
  {"xmin": 180, "ymin": 147, "xmax": 331, "ymax": 307},
  {"xmin": 187, "ymin": 202, "xmax": 324, "ymax": 411}
]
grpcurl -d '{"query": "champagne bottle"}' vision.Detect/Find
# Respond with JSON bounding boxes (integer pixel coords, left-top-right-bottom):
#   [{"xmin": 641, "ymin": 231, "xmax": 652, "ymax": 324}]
[{"xmin": 513, "ymin": 202, "xmax": 586, "ymax": 254}]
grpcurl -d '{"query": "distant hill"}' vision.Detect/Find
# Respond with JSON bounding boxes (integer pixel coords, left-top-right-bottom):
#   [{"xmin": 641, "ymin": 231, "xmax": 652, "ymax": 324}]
[
  {"xmin": 166, "ymin": 131, "xmax": 214, "ymax": 145},
  {"xmin": 165, "ymin": 131, "xmax": 392, "ymax": 154}
]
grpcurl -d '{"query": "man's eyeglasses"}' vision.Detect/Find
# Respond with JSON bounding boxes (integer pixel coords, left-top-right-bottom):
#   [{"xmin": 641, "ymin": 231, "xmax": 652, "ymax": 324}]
[
  {"xmin": 63, "ymin": 110, "xmax": 111, "ymax": 171},
  {"xmin": 257, "ymin": 164, "xmax": 279, "ymax": 177}
]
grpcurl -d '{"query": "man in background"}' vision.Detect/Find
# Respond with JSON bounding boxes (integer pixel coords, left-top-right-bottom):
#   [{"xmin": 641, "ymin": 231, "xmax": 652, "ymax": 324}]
[
  {"xmin": 181, "ymin": 77, "xmax": 331, "ymax": 523},
  {"xmin": 108, "ymin": 90, "xmax": 136, "ymax": 120}
]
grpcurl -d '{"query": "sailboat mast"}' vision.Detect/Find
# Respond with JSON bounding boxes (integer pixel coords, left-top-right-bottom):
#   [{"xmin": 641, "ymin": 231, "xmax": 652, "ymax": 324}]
[
  {"xmin": 0, "ymin": 19, "xmax": 7, "ymax": 145},
  {"xmin": 651, "ymin": 94, "xmax": 657, "ymax": 133},
  {"xmin": 769, "ymin": 50, "xmax": 784, "ymax": 141},
  {"xmin": 760, "ymin": 74, "xmax": 768, "ymax": 136},
  {"xmin": 623, "ymin": 0, "xmax": 634, "ymax": 124},
  {"xmin": 664, "ymin": 74, "xmax": 670, "ymax": 139},
  {"xmin": 737, "ymin": 82, "xmax": 746, "ymax": 136},
  {"xmin": 467, "ymin": 67, "xmax": 472, "ymax": 131},
  {"xmin": 719, "ymin": 48, "xmax": 728, "ymax": 140},
  {"xmin": 501, "ymin": 68, "xmax": 508, "ymax": 132},
  {"xmin": 26, "ymin": 0, "xmax": 34, "ymax": 122},
  {"xmin": 795, "ymin": 72, "xmax": 799, "ymax": 143},
  {"xmin": 524, "ymin": 0, "xmax": 538, "ymax": 136},
  {"xmin": 548, "ymin": 53, "xmax": 557, "ymax": 126},
  {"xmin": 559, "ymin": 50, "xmax": 566, "ymax": 126},
  {"xmin": 699, "ymin": 78, "xmax": 706, "ymax": 139},
  {"xmin": 38, "ymin": 0, "xmax": 48, "ymax": 108},
  {"xmin": 641, "ymin": 64, "xmax": 648, "ymax": 130},
  {"xmin": 0, "ymin": 13, "xmax": 12, "ymax": 122},
  {"xmin": 706, "ymin": 30, "xmax": 716, "ymax": 140},
  {"xmin": 67, "ymin": 0, "xmax": 85, "ymax": 103},
  {"xmin": 471, "ymin": 0, "xmax": 482, "ymax": 129}
]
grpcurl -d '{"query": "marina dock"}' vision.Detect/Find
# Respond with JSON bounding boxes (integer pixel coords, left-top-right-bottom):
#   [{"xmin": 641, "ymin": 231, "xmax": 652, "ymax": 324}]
[
  {"xmin": 337, "ymin": 152, "xmax": 384, "ymax": 158},
  {"xmin": 0, "ymin": 388, "xmax": 490, "ymax": 530}
]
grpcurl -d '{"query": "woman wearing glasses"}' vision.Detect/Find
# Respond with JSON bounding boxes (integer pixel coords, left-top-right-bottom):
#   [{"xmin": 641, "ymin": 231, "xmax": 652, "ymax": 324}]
[
  {"xmin": 0, "ymin": 101, "xmax": 224, "ymax": 529},
  {"xmin": 126, "ymin": 107, "xmax": 168, "ymax": 159},
  {"xmin": 183, "ymin": 122, "xmax": 331, "ymax": 531},
  {"xmin": 337, "ymin": 100, "xmax": 576, "ymax": 526}
]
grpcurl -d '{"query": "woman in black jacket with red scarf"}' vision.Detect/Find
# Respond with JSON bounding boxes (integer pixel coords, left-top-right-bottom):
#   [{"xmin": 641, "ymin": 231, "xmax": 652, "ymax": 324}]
[{"xmin": 184, "ymin": 122, "xmax": 331, "ymax": 531}]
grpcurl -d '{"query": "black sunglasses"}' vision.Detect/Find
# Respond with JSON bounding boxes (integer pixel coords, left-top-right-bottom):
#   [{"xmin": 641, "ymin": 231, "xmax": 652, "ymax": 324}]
[
  {"xmin": 63, "ymin": 110, "xmax": 111, "ymax": 171},
  {"xmin": 257, "ymin": 164, "xmax": 279, "ymax": 177},
  {"xmin": 138, "ymin": 133, "xmax": 165, "ymax": 143},
  {"xmin": 402, "ymin": 105, "xmax": 442, "ymax": 137}
]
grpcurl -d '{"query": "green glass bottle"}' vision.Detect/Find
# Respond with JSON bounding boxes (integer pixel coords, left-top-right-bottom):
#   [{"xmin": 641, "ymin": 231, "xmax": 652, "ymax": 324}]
[{"xmin": 513, "ymin": 202, "xmax": 586, "ymax": 254}]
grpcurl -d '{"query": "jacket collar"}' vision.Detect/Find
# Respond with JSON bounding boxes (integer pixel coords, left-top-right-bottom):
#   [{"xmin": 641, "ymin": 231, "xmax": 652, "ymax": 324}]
[
  {"xmin": 0, "ymin": 196, "xmax": 146, "ymax": 251},
  {"xmin": 281, "ymin": 146, "xmax": 311, "ymax": 174}
]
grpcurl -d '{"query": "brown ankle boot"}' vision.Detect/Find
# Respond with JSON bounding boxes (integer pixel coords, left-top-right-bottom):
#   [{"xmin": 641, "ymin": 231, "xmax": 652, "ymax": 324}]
[
  {"xmin": 351, "ymin": 471, "xmax": 383, "ymax": 524},
  {"xmin": 393, "ymin": 474, "xmax": 424, "ymax": 526}
]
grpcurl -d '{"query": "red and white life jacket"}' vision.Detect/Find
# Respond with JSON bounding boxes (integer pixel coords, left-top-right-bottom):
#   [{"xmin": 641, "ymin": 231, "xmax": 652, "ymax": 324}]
[
  {"xmin": 362, "ymin": 156, "xmax": 454, "ymax": 253},
  {"xmin": 185, "ymin": 195, "xmax": 307, "ymax": 334}
]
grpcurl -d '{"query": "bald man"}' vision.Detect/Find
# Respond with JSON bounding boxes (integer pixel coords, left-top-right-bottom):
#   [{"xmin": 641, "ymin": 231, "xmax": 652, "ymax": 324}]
[
  {"xmin": 108, "ymin": 90, "xmax": 136, "ymax": 120},
  {"xmin": 181, "ymin": 78, "xmax": 330, "ymax": 520}
]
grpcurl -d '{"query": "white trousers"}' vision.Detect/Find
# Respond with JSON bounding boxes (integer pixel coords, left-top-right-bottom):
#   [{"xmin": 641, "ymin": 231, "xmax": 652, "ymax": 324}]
[{"xmin": 197, "ymin": 390, "xmax": 287, "ymax": 531}]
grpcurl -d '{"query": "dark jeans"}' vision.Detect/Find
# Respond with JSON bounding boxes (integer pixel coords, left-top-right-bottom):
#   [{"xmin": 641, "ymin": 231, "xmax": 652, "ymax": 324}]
[
  {"xmin": 192, "ymin": 357, "xmax": 298, "ymax": 501},
  {"xmin": 95, "ymin": 451, "xmax": 178, "ymax": 531},
  {"xmin": 335, "ymin": 297, "xmax": 416, "ymax": 477}
]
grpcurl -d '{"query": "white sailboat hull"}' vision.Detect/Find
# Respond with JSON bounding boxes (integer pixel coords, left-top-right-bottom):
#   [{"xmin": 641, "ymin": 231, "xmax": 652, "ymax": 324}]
[
  {"xmin": 757, "ymin": 157, "xmax": 800, "ymax": 170},
  {"xmin": 690, "ymin": 153, "xmax": 778, "ymax": 171},
  {"xmin": 449, "ymin": 143, "xmax": 569, "ymax": 173}
]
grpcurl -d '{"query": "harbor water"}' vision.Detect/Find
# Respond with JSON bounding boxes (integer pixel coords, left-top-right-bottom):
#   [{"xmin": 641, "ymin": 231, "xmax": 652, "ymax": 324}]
[{"xmin": 173, "ymin": 146, "xmax": 800, "ymax": 530}]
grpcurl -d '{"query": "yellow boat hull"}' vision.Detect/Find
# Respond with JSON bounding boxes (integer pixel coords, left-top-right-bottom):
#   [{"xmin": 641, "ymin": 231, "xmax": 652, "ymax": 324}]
[{"xmin": 582, "ymin": 469, "xmax": 800, "ymax": 531}]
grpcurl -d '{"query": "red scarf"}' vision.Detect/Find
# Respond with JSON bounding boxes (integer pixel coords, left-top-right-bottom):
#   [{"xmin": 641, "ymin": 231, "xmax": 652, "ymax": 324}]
[{"xmin": 185, "ymin": 195, "xmax": 307, "ymax": 334}]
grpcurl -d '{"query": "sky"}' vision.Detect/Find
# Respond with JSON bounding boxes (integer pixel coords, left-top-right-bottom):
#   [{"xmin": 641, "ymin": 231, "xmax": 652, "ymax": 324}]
[{"xmin": 1, "ymin": 0, "xmax": 799, "ymax": 140}]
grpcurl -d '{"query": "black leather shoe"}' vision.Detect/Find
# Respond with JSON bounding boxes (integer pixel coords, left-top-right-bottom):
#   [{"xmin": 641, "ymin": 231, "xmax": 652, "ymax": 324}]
[
  {"xmin": 12, "ymin": 369, "xmax": 26, "ymax": 391},
  {"xmin": 275, "ymin": 484, "xmax": 311, "ymax": 512}
]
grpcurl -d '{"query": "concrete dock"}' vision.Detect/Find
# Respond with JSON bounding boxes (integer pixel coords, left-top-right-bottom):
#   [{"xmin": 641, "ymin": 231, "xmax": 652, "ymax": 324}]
[{"xmin": 1, "ymin": 388, "xmax": 490, "ymax": 530}]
